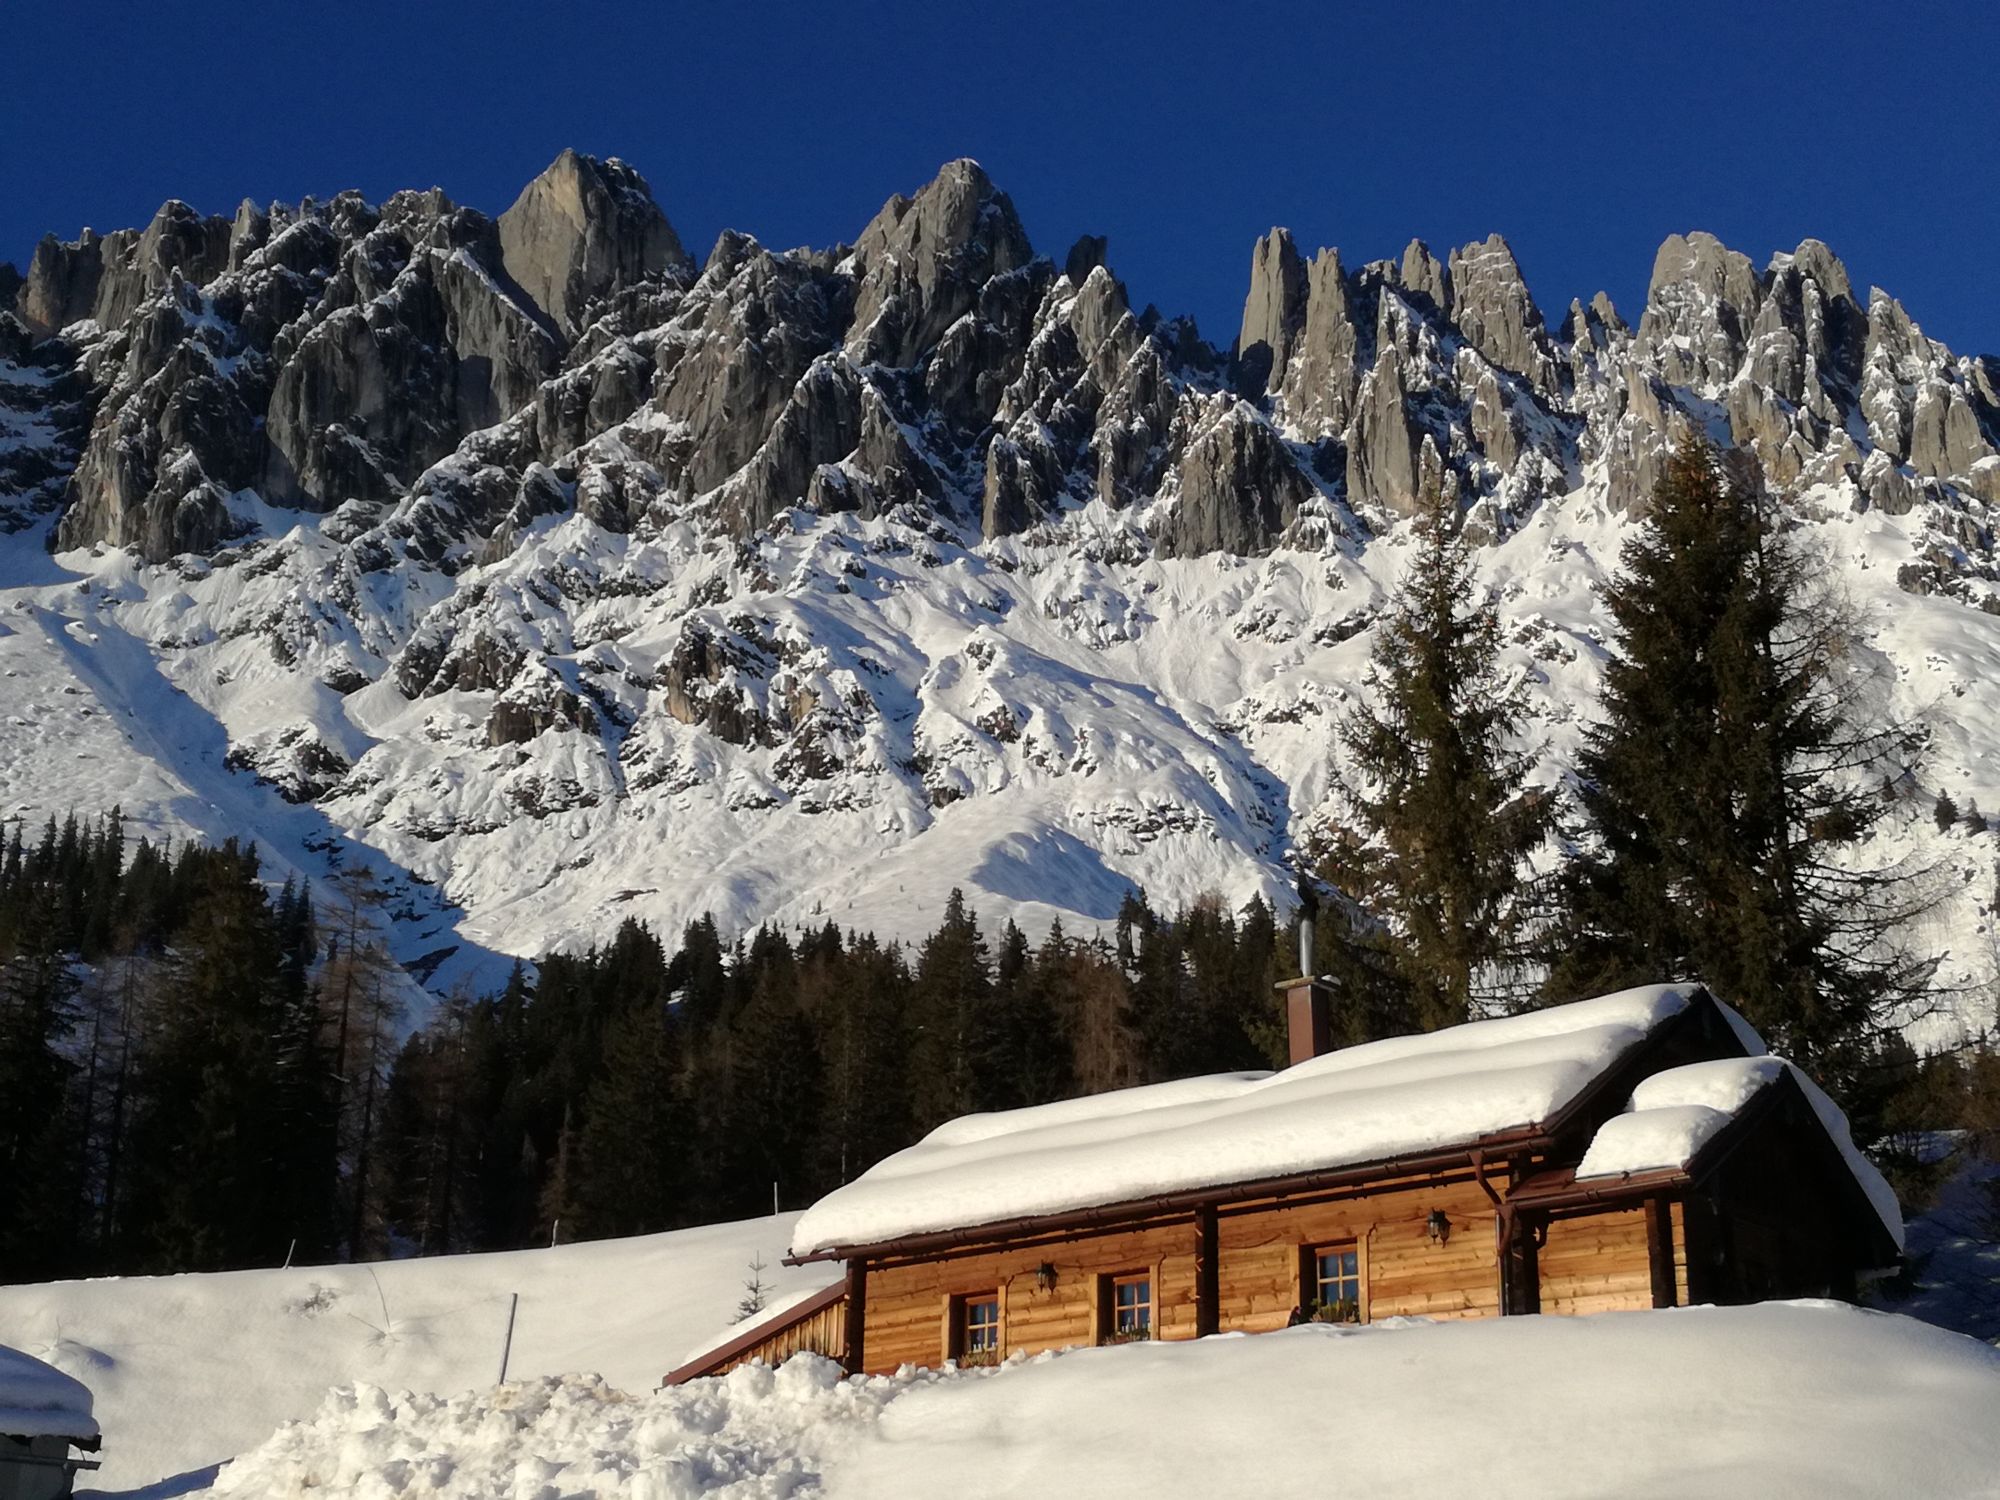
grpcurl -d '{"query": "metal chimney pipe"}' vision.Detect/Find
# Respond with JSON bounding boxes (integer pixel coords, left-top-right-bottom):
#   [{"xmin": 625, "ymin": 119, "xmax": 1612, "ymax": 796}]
[{"xmin": 1284, "ymin": 870, "xmax": 1332, "ymax": 1064}]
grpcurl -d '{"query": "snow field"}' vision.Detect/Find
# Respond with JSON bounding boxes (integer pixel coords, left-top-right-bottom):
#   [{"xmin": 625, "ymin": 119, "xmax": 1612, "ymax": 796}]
[
  {"xmin": 0, "ymin": 1213, "xmax": 827, "ymax": 1494},
  {"xmin": 2, "ymin": 465, "xmax": 1997, "ymax": 1058}
]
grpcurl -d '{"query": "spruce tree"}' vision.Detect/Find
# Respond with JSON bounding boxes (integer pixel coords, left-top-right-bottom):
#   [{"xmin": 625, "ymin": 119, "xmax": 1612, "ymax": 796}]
[
  {"xmin": 0, "ymin": 890, "xmax": 83, "ymax": 1280},
  {"xmin": 910, "ymin": 890, "xmax": 994, "ymax": 1127},
  {"xmin": 1333, "ymin": 481, "xmax": 1548, "ymax": 1028},
  {"xmin": 573, "ymin": 995, "xmax": 682, "ymax": 1237},
  {"xmin": 1550, "ymin": 435, "xmax": 1937, "ymax": 1093}
]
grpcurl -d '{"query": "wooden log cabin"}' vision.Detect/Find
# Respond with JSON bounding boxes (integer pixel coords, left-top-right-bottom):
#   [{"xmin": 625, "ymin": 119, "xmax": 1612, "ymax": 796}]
[{"xmin": 665, "ymin": 981, "xmax": 1901, "ymax": 1384}]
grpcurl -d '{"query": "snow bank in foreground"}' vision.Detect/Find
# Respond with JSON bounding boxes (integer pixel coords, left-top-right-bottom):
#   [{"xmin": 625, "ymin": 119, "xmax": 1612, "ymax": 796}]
[
  {"xmin": 0, "ymin": 1213, "xmax": 818, "ymax": 1494},
  {"xmin": 193, "ymin": 1303, "xmax": 2000, "ymax": 1500},
  {"xmin": 0, "ymin": 1343, "xmax": 96, "ymax": 1441},
  {"xmin": 202, "ymin": 1359, "xmax": 901, "ymax": 1500}
]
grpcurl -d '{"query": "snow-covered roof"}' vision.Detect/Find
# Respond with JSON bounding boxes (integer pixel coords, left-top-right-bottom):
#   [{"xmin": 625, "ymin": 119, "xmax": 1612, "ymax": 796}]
[
  {"xmin": 677, "ymin": 1279, "xmax": 846, "ymax": 1370},
  {"xmin": 791, "ymin": 984, "xmax": 1705, "ymax": 1256},
  {"xmin": 1576, "ymin": 1055, "xmax": 1904, "ymax": 1250},
  {"xmin": 0, "ymin": 1344, "xmax": 98, "ymax": 1442}
]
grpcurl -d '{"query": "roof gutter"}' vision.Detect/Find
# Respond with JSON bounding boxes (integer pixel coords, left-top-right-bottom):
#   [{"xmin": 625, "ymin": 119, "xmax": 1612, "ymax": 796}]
[{"xmin": 1504, "ymin": 1165, "xmax": 1694, "ymax": 1215}]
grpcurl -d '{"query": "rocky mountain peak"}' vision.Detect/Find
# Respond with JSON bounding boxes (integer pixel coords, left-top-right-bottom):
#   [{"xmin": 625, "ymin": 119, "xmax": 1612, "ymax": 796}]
[
  {"xmin": 1445, "ymin": 233, "xmax": 1552, "ymax": 391},
  {"xmin": 498, "ymin": 149, "xmax": 690, "ymax": 338},
  {"xmin": 1237, "ymin": 227, "xmax": 1307, "ymax": 396},
  {"xmin": 6, "ymin": 158, "xmax": 2000, "ymax": 981},
  {"xmin": 846, "ymin": 158, "xmax": 1033, "ymax": 369},
  {"xmin": 1397, "ymin": 238, "xmax": 1450, "ymax": 316}
]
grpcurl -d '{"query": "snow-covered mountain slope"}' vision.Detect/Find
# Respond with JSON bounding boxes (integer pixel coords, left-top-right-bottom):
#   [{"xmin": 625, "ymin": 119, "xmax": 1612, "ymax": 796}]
[
  {"xmin": 168, "ymin": 1305, "xmax": 2000, "ymax": 1499},
  {"xmin": 5, "ymin": 154, "xmax": 2000, "ymax": 1030},
  {"xmin": 0, "ymin": 1211, "xmax": 823, "ymax": 1494}
]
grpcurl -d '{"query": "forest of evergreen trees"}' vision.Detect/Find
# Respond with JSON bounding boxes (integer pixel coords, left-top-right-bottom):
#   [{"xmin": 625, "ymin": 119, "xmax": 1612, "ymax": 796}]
[
  {"xmin": 0, "ymin": 817, "xmax": 1311, "ymax": 1277},
  {"xmin": 1, "ymin": 435, "xmax": 1995, "ymax": 1286}
]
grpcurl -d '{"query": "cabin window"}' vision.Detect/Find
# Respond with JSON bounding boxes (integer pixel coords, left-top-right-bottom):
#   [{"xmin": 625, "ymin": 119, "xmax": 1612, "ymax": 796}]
[
  {"xmin": 952, "ymin": 1292, "xmax": 1002, "ymax": 1363},
  {"xmin": 1303, "ymin": 1242, "xmax": 1364, "ymax": 1323},
  {"xmin": 1102, "ymin": 1272, "xmax": 1153, "ymax": 1343}
]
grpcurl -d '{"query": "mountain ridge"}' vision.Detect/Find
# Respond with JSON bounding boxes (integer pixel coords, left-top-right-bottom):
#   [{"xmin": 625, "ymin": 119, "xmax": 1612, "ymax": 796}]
[{"xmin": 1, "ymin": 152, "xmax": 1997, "ymax": 1033}]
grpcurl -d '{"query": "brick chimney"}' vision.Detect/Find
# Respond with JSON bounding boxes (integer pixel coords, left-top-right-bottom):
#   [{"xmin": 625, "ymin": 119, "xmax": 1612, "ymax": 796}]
[{"xmin": 1281, "ymin": 975, "xmax": 1334, "ymax": 1065}]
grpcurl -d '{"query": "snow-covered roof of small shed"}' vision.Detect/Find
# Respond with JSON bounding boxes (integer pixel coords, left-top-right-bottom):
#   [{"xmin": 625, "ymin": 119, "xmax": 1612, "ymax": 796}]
[
  {"xmin": 791, "ymin": 983, "xmax": 1710, "ymax": 1256},
  {"xmin": 1576, "ymin": 1055, "xmax": 1904, "ymax": 1250},
  {"xmin": 0, "ymin": 1344, "xmax": 98, "ymax": 1442}
]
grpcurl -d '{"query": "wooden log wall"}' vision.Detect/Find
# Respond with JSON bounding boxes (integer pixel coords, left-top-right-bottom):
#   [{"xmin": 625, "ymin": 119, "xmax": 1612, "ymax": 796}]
[
  {"xmin": 1534, "ymin": 1196, "xmax": 1690, "ymax": 1315},
  {"xmin": 856, "ymin": 1169, "xmax": 1513, "ymax": 1375},
  {"xmin": 702, "ymin": 1294, "xmax": 848, "ymax": 1377}
]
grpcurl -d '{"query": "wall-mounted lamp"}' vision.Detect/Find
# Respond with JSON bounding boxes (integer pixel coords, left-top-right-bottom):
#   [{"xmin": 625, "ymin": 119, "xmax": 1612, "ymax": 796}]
[
  {"xmin": 1426, "ymin": 1209, "xmax": 1452, "ymax": 1246},
  {"xmin": 1035, "ymin": 1262, "xmax": 1059, "ymax": 1291}
]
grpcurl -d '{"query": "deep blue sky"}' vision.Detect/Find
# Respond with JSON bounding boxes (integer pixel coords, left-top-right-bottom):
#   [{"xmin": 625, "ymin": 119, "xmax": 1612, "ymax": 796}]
[{"xmin": 7, "ymin": 1, "xmax": 1997, "ymax": 356}]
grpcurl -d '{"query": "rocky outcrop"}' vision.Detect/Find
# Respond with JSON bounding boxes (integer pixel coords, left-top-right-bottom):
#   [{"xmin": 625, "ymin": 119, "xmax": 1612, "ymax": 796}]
[
  {"xmin": 1446, "ymin": 234, "xmax": 1554, "ymax": 392},
  {"xmin": 1345, "ymin": 346, "xmax": 1422, "ymax": 514},
  {"xmin": 1278, "ymin": 247, "xmax": 1361, "ymax": 433},
  {"xmin": 847, "ymin": 159, "xmax": 1033, "ymax": 369},
  {"xmin": 17, "ymin": 231, "xmax": 107, "ymax": 335},
  {"xmin": 978, "ymin": 263, "xmax": 1189, "ymax": 538},
  {"xmin": 1637, "ymin": 231, "xmax": 1763, "ymax": 389},
  {"xmin": 1238, "ymin": 229, "xmax": 1307, "ymax": 396},
  {"xmin": 649, "ymin": 232, "xmax": 854, "ymax": 496},
  {"xmin": 1158, "ymin": 400, "xmax": 1317, "ymax": 556},
  {"xmin": 4, "ymin": 155, "xmax": 1996, "ymax": 629},
  {"xmin": 498, "ymin": 150, "xmax": 690, "ymax": 338},
  {"xmin": 1398, "ymin": 239, "xmax": 1450, "ymax": 317},
  {"xmin": 46, "ymin": 183, "xmax": 571, "ymax": 553},
  {"xmin": 0, "ymin": 314, "xmax": 95, "ymax": 531}
]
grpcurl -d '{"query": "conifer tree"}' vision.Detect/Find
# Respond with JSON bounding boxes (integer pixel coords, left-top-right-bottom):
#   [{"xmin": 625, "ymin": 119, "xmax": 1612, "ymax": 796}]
[
  {"xmin": 0, "ymin": 889, "xmax": 83, "ymax": 1280},
  {"xmin": 910, "ymin": 890, "xmax": 994, "ymax": 1127},
  {"xmin": 573, "ymin": 994, "xmax": 681, "ymax": 1237},
  {"xmin": 1550, "ymin": 435, "xmax": 1938, "ymax": 1092},
  {"xmin": 980, "ymin": 921, "xmax": 1072, "ymax": 1107},
  {"xmin": 1333, "ymin": 481, "xmax": 1548, "ymax": 1028},
  {"xmin": 1049, "ymin": 925, "xmax": 1139, "ymax": 1096}
]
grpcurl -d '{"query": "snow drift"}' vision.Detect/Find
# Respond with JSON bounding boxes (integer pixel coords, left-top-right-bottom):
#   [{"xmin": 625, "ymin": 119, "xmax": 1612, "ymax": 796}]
[
  {"xmin": 0, "ymin": 1342, "xmax": 96, "ymax": 1443},
  {"xmin": 192, "ymin": 1303, "xmax": 2000, "ymax": 1500},
  {"xmin": 0, "ymin": 1213, "xmax": 824, "ymax": 1494}
]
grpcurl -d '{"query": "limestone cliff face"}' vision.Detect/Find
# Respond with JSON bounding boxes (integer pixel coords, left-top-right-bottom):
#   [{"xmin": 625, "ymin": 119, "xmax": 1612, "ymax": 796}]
[
  {"xmin": 498, "ymin": 150, "xmax": 690, "ymax": 339},
  {"xmin": 8, "ymin": 153, "xmax": 1998, "ymax": 586}
]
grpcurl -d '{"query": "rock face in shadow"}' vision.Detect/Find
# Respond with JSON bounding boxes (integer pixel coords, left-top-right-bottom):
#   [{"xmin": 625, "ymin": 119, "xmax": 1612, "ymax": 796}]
[
  {"xmin": 847, "ymin": 159, "xmax": 1034, "ymax": 369},
  {"xmin": 1157, "ymin": 400, "xmax": 1319, "ymax": 557},
  {"xmin": 36, "ymin": 155, "xmax": 684, "ymax": 557}
]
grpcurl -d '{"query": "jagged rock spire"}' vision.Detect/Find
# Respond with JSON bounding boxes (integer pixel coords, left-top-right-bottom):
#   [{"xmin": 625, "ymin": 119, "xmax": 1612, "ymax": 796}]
[{"xmin": 499, "ymin": 149, "xmax": 691, "ymax": 338}]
